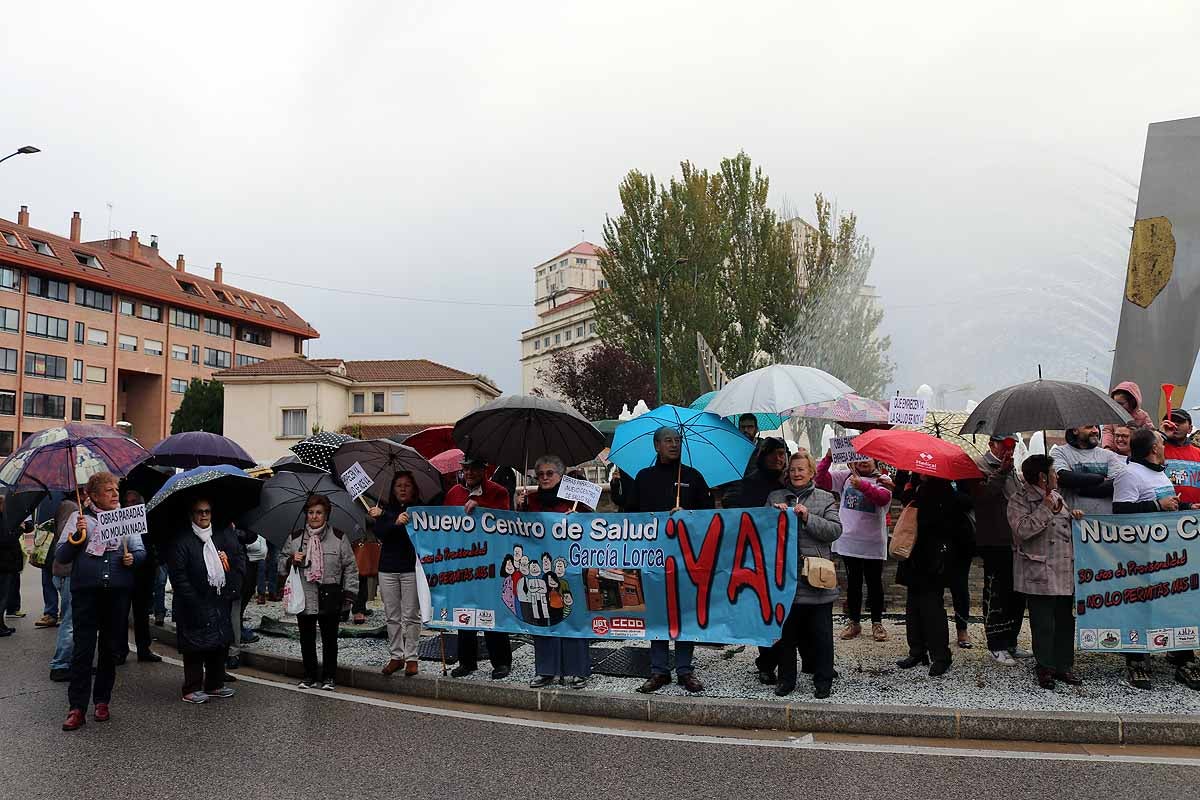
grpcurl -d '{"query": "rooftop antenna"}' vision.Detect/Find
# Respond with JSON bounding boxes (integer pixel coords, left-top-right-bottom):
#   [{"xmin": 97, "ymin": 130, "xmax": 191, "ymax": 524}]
[{"xmin": 106, "ymin": 202, "xmax": 115, "ymax": 239}]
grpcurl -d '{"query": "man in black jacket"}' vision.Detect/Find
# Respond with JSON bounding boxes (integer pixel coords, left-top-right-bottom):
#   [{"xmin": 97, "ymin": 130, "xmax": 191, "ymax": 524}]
[{"xmin": 625, "ymin": 427, "xmax": 713, "ymax": 694}]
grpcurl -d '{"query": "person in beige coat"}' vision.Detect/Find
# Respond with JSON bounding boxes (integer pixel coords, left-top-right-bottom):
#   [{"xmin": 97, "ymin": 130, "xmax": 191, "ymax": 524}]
[{"xmin": 1007, "ymin": 454, "xmax": 1084, "ymax": 691}]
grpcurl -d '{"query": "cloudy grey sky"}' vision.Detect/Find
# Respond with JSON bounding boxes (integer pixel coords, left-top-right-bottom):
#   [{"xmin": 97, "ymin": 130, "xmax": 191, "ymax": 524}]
[{"xmin": 2, "ymin": 2, "xmax": 1198, "ymax": 406}]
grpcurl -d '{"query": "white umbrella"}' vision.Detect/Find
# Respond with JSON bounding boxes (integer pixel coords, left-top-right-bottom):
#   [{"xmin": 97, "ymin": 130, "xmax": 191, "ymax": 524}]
[{"xmin": 703, "ymin": 364, "xmax": 852, "ymax": 418}]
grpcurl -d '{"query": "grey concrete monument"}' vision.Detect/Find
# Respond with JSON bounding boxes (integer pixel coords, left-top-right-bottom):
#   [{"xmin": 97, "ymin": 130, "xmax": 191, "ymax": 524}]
[{"xmin": 1111, "ymin": 116, "xmax": 1200, "ymax": 419}]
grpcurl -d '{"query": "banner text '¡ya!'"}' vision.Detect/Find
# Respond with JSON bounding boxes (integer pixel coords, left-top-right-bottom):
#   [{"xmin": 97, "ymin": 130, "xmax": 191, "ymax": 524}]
[{"xmin": 1078, "ymin": 515, "xmax": 1200, "ymax": 544}]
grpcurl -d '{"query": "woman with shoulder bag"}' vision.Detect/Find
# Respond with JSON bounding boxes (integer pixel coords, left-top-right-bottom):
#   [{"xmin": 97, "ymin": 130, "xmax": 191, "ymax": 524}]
[
  {"xmin": 765, "ymin": 451, "xmax": 843, "ymax": 698},
  {"xmin": 277, "ymin": 494, "xmax": 359, "ymax": 690},
  {"xmin": 367, "ymin": 472, "xmax": 422, "ymax": 677}
]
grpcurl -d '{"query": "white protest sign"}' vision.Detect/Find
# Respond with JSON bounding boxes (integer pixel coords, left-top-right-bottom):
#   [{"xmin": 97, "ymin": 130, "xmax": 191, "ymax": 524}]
[
  {"xmin": 831, "ymin": 435, "xmax": 869, "ymax": 464},
  {"xmin": 93, "ymin": 504, "xmax": 148, "ymax": 546},
  {"xmin": 888, "ymin": 394, "xmax": 928, "ymax": 426},
  {"xmin": 340, "ymin": 461, "xmax": 374, "ymax": 500},
  {"xmin": 556, "ymin": 475, "xmax": 603, "ymax": 509}
]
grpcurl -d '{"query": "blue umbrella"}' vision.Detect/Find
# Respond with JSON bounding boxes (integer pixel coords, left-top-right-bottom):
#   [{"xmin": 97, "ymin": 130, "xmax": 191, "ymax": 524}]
[
  {"xmin": 146, "ymin": 464, "xmax": 262, "ymax": 532},
  {"xmin": 689, "ymin": 391, "xmax": 784, "ymax": 431},
  {"xmin": 608, "ymin": 405, "xmax": 754, "ymax": 488}
]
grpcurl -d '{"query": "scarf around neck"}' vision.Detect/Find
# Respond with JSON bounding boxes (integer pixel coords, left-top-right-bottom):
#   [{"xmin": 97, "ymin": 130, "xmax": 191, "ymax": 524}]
[
  {"xmin": 192, "ymin": 522, "xmax": 226, "ymax": 590},
  {"xmin": 304, "ymin": 525, "xmax": 326, "ymax": 582}
]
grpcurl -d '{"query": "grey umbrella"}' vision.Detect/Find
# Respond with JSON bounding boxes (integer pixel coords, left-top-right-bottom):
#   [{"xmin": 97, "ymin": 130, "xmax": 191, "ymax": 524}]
[
  {"xmin": 331, "ymin": 439, "xmax": 442, "ymax": 504},
  {"xmin": 452, "ymin": 394, "xmax": 604, "ymax": 469},
  {"xmin": 239, "ymin": 470, "xmax": 366, "ymax": 546},
  {"xmin": 959, "ymin": 379, "xmax": 1132, "ymax": 437}
]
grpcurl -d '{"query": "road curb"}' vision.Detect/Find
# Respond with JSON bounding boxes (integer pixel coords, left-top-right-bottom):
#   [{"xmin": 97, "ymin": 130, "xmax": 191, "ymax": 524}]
[{"xmin": 150, "ymin": 624, "xmax": 1200, "ymax": 745}]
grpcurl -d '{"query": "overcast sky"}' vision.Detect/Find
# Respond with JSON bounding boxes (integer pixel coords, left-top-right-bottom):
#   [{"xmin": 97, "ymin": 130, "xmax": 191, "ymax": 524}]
[{"xmin": 3, "ymin": 2, "xmax": 1198, "ymax": 407}]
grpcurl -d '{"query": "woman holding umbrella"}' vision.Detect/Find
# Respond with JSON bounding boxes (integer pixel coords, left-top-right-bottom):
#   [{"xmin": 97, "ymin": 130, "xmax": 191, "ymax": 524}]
[
  {"xmin": 277, "ymin": 495, "xmax": 359, "ymax": 690},
  {"xmin": 367, "ymin": 472, "xmax": 424, "ymax": 677},
  {"xmin": 165, "ymin": 496, "xmax": 245, "ymax": 703}
]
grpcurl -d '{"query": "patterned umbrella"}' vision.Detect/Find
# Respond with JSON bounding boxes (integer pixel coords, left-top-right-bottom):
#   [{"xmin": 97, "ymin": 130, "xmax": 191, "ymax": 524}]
[
  {"xmin": 453, "ymin": 394, "xmax": 604, "ymax": 469},
  {"xmin": 287, "ymin": 431, "xmax": 358, "ymax": 472},
  {"xmin": 331, "ymin": 439, "xmax": 442, "ymax": 504},
  {"xmin": 150, "ymin": 431, "xmax": 256, "ymax": 470},
  {"xmin": 0, "ymin": 423, "xmax": 151, "ymax": 494},
  {"xmin": 787, "ymin": 393, "xmax": 891, "ymax": 425},
  {"xmin": 899, "ymin": 409, "xmax": 991, "ymax": 459},
  {"xmin": 146, "ymin": 464, "xmax": 262, "ymax": 532},
  {"xmin": 240, "ymin": 470, "xmax": 366, "ymax": 546}
]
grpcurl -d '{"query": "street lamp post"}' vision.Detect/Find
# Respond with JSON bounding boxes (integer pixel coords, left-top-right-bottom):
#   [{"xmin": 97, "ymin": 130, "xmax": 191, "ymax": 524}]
[
  {"xmin": 0, "ymin": 146, "xmax": 40, "ymax": 167},
  {"xmin": 654, "ymin": 257, "xmax": 688, "ymax": 406}
]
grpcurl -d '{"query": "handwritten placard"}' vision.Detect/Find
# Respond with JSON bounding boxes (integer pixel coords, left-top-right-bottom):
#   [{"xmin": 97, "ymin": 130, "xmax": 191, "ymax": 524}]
[
  {"xmin": 556, "ymin": 475, "xmax": 603, "ymax": 509},
  {"xmin": 340, "ymin": 461, "xmax": 374, "ymax": 500},
  {"xmin": 831, "ymin": 435, "xmax": 869, "ymax": 464},
  {"xmin": 888, "ymin": 394, "xmax": 928, "ymax": 426},
  {"xmin": 94, "ymin": 504, "xmax": 148, "ymax": 546}
]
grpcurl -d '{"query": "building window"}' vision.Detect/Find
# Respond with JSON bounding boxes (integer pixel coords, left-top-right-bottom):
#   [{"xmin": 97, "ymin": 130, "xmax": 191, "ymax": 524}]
[
  {"xmin": 204, "ymin": 317, "xmax": 232, "ymax": 337},
  {"xmin": 74, "ymin": 322, "xmax": 85, "ymax": 343},
  {"xmin": 235, "ymin": 354, "xmax": 263, "ymax": 367},
  {"xmin": 170, "ymin": 378, "xmax": 188, "ymax": 394},
  {"xmin": 176, "ymin": 279, "xmax": 203, "ymax": 297},
  {"xmin": 213, "ymin": 289, "xmax": 230, "ymax": 304},
  {"xmin": 233, "ymin": 294, "xmax": 247, "ymax": 308},
  {"xmin": 171, "ymin": 345, "xmax": 189, "ymax": 361},
  {"xmin": 118, "ymin": 334, "xmax": 138, "ymax": 352},
  {"xmin": 249, "ymin": 299, "xmax": 264, "ymax": 312},
  {"xmin": 191, "ymin": 345, "xmax": 199, "ymax": 364},
  {"xmin": 23, "ymin": 392, "xmax": 66, "ymax": 419},
  {"xmin": 73, "ymin": 252, "xmax": 102, "ymax": 269},
  {"xmin": 0, "ymin": 391, "xmax": 13, "ymax": 416},
  {"xmin": 73, "ymin": 359, "xmax": 83, "ymax": 383},
  {"xmin": 281, "ymin": 408, "xmax": 307, "ymax": 438},
  {"xmin": 576, "ymin": 258, "xmax": 587, "ymax": 265},
  {"xmin": 543, "ymin": 337, "xmax": 550, "ymax": 347},
  {"xmin": 0, "ymin": 267, "xmax": 20, "ymax": 292},
  {"xmin": 26, "ymin": 312, "xmax": 68, "ymax": 341},
  {"xmin": 139, "ymin": 303, "xmax": 162, "ymax": 322},
  {"xmin": 76, "ymin": 285, "xmax": 113, "ymax": 312},
  {"xmin": 170, "ymin": 308, "xmax": 200, "ymax": 330},
  {"xmin": 554, "ymin": 333, "xmax": 561, "ymax": 345},
  {"xmin": 0, "ymin": 308, "xmax": 17, "ymax": 334},
  {"xmin": 86, "ymin": 366, "xmax": 107, "ymax": 383},
  {"xmin": 352, "ymin": 393, "xmax": 365, "ymax": 414},
  {"xmin": 70, "ymin": 397, "xmax": 82, "ymax": 421},
  {"xmin": 0, "ymin": 348, "xmax": 15, "ymax": 374},
  {"xmin": 0, "ymin": 430, "xmax": 11, "ymax": 456},
  {"xmin": 30, "ymin": 239, "xmax": 54, "ymax": 257},
  {"xmin": 84, "ymin": 403, "xmax": 105, "ymax": 421},
  {"xmin": 577, "ymin": 325, "xmax": 584, "ymax": 338},
  {"xmin": 533, "ymin": 339, "xmax": 540, "ymax": 351},
  {"xmin": 119, "ymin": 298, "xmax": 135, "ymax": 316},
  {"xmin": 144, "ymin": 339, "xmax": 163, "ymax": 356},
  {"xmin": 372, "ymin": 392, "xmax": 384, "ymax": 413},
  {"xmin": 28, "ymin": 275, "xmax": 69, "ymax": 302},
  {"xmin": 25, "ymin": 352, "xmax": 67, "ymax": 380},
  {"xmin": 270, "ymin": 304, "xmax": 286, "ymax": 319},
  {"xmin": 1, "ymin": 232, "xmax": 18, "ymax": 247},
  {"xmin": 87, "ymin": 328, "xmax": 108, "ymax": 347},
  {"xmin": 589, "ymin": 322, "xmax": 596, "ymax": 333},
  {"xmin": 238, "ymin": 325, "xmax": 270, "ymax": 346},
  {"xmin": 203, "ymin": 348, "xmax": 230, "ymax": 369},
  {"xmin": 390, "ymin": 390, "xmax": 407, "ymax": 415},
  {"xmin": 565, "ymin": 329, "xmax": 571, "ymax": 341}
]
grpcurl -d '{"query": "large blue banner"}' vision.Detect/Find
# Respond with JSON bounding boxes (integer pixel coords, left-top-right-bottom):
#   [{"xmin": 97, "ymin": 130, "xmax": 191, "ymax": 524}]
[
  {"xmin": 1074, "ymin": 511, "xmax": 1200, "ymax": 653},
  {"xmin": 408, "ymin": 506, "xmax": 800, "ymax": 646}
]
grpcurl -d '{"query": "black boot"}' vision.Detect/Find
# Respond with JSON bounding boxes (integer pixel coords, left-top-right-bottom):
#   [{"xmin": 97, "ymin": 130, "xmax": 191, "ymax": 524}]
[{"xmin": 896, "ymin": 654, "xmax": 929, "ymax": 669}]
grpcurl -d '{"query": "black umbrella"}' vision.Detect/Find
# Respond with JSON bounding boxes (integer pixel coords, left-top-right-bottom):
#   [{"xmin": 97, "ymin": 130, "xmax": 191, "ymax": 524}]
[
  {"xmin": 270, "ymin": 454, "xmax": 328, "ymax": 475},
  {"xmin": 239, "ymin": 470, "xmax": 366, "ymax": 547},
  {"xmin": 452, "ymin": 394, "xmax": 604, "ymax": 470},
  {"xmin": 288, "ymin": 431, "xmax": 358, "ymax": 472},
  {"xmin": 0, "ymin": 487, "xmax": 46, "ymax": 535},
  {"xmin": 331, "ymin": 439, "xmax": 442, "ymax": 504},
  {"xmin": 150, "ymin": 431, "xmax": 256, "ymax": 469},
  {"xmin": 145, "ymin": 465, "xmax": 263, "ymax": 533},
  {"xmin": 959, "ymin": 379, "xmax": 1132, "ymax": 437}
]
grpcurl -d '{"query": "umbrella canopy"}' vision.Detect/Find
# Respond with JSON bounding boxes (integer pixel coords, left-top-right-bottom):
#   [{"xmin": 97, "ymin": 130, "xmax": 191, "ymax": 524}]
[
  {"xmin": 453, "ymin": 394, "xmax": 604, "ymax": 469},
  {"xmin": 150, "ymin": 431, "xmax": 256, "ymax": 470},
  {"xmin": 703, "ymin": 365, "xmax": 852, "ymax": 418},
  {"xmin": 240, "ymin": 470, "xmax": 366, "ymax": 546},
  {"xmin": 898, "ymin": 409, "xmax": 991, "ymax": 459},
  {"xmin": 331, "ymin": 439, "xmax": 442, "ymax": 504},
  {"xmin": 430, "ymin": 448, "xmax": 465, "ymax": 476},
  {"xmin": 270, "ymin": 454, "xmax": 327, "ymax": 475},
  {"xmin": 788, "ymin": 393, "xmax": 891, "ymax": 425},
  {"xmin": 852, "ymin": 429, "xmax": 982, "ymax": 480},
  {"xmin": 688, "ymin": 392, "xmax": 784, "ymax": 431},
  {"xmin": 0, "ymin": 486, "xmax": 47, "ymax": 534},
  {"xmin": 119, "ymin": 462, "xmax": 174, "ymax": 503},
  {"xmin": 288, "ymin": 431, "xmax": 358, "ymax": 473},
  {"xmin": 146, "ymin": 465, "xmax": 262, "ymax": 532},
  {"xmin": 608, "ymin": 404, "xmax": 754, "ymax": 488},
  {"xmin": 0, "ymin": 423, "xmax": 151, "ymax": 493},
  {"xmin": 959, "ymin": 379, "xmax": 1132, "ymax": 437},
  {"xmin": 403, "ymin": 425, "xmax": 457, "ymax": 459}
]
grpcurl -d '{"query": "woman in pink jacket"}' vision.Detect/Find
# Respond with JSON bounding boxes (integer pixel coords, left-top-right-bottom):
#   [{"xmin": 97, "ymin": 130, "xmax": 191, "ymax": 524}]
[{"xmin": 1102, "ymin": 380, "xmax": 1154, "ymax": 451}]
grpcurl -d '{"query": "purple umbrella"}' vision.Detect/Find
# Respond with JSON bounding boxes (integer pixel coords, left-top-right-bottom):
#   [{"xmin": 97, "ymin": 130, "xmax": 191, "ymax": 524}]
[
  {"xmin": 0, "ymin": 423, "xmax": 151, "ymax": 494},
  {"xmin": 150, "ymin": 431, "xmax": 256, "ymax": 469}
]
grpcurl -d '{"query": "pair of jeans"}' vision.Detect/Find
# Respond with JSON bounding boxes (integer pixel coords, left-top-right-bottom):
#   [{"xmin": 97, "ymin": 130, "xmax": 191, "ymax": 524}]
[
  {"xmin": 843, "ymin": 556, "xmax": 885, "ymax": 624},
  {"xmin": 649, "ymin": 640, "xmax": 694, "ymax": 677},
  {"xmin": 905, "ymin": 586, "xmax": 951, "ymax": 666},
  {"xmin": 42, "ymin": 568, "xmax": 59, "ymax": 618},
  {"xmin": 457, "ymin": 630, "xmax": 512, "ymax": 670},
  {"xmin": 50, "ymin": 576, "xmax": 73, "ymax": 670},
  {"xmin": 533, "ymin": 635, "xmax": 591, "ymax": 678},
  {"xmin": 67, "ymin": 586, "xmax": 130, "ymax": 711},
  {"xmin": 978, "ymin": 545, "xmax": 1025, "ymax": 652},
  {"xmin": 182, "ymin": 648, "xmax": 228, "ymax": 695},
  {"xmin": 775, "ymin": 602, "xmax": 835, "ymax": 690},
  {"xmin": 257, "ymin": 543, "xmax": 277, "ymax": 596},
  {"xmin": 297, "ymin": 612, "xmax": 340, "ymax": 682},
  {"xmin": 379, "ymin": 571, "xmax": 421, "ymax": 661},
  {"xmin": 1026, "ymin": 594, "xmax": 1074, "ymax": 673},
  {"xmin": 153, "ymin": 565, "xmax": 168, "ymax": 617}
]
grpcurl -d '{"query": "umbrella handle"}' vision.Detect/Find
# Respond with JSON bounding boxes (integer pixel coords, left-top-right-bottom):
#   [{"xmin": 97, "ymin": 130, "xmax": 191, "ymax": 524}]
[
  {"xmin": 357, "ymin": 495, "xmax": 372, "ymax": 511},
  {"xmin": 675, "ymin": 460, "xmax": 682, "ymax": 509},
  {"xmin": 67, "ymin": 441, "xmax": 86, "ymax": 546}
]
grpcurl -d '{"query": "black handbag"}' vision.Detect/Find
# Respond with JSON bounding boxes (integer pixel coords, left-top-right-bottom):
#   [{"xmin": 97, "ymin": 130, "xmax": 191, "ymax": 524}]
[{"xmin": 317, "ymin": 583, "xmax": 342, "ymax": 616}]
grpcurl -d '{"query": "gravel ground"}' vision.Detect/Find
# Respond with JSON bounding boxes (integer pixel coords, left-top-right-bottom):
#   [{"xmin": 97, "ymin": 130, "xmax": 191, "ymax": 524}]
[{"xmin": 212, "ymin": 593, "xmax": 1200, "ymax": 715}]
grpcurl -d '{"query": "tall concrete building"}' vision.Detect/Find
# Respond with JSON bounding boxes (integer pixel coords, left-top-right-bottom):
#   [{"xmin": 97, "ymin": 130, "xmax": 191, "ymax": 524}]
[{"xmin": 0, "ymin": 205, "xmax": 318, "ymax": 451}]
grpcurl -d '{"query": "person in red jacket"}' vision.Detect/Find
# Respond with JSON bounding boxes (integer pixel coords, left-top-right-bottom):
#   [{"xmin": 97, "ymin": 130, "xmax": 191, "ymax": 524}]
[
  {"xmin": 444, "ymin": 455, "xmax": 512, "ymax": 679},
  {"xmin": 1162, "ymin": 409, "xmax": 1200, "ymax": 507}
]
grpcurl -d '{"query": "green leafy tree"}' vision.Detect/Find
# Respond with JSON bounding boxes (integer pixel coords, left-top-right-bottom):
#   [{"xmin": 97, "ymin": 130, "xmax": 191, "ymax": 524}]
[
  {"xmin": 170, "ymin": 378, "xmax": 224, "ymax": 434},
  {"xmin": 535, "ymin": 343, "xmax": 656, "ymax": 420},
  {"xmin": 779, "ymin": 194, "xmax": 894, "ymax": 397}
]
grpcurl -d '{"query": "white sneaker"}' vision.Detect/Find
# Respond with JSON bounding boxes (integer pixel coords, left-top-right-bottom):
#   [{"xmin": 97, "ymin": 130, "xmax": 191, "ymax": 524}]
[
  {"xmin": 1009, "ymin": 647, "xmax": 1034, "ymax": 659},
  {"xmin": 991, "ymin": 649, "xmax": 1017, "ymax": 666}
]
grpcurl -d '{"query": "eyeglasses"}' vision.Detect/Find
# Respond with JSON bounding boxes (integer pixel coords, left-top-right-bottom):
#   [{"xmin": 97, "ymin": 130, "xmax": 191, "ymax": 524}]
[
  {"xmin": 194, "ymin": 508, "xmax": 212, "ymax": 515},
  {"xmin": 535, "ymin": 470, "xmax": 559, "ymax": 478}
]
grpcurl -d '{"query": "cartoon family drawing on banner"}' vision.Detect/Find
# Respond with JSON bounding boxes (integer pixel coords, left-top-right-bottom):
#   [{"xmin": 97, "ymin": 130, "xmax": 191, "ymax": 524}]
[{"xmin": 500, "ymin": 544, "xmax": 573, "ymax": 627}]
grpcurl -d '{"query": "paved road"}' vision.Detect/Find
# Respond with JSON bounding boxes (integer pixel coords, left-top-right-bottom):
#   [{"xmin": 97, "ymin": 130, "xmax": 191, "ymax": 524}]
[{"xmin": 2, "ymin": 570, "xmax": 1198, "ymax": 800}]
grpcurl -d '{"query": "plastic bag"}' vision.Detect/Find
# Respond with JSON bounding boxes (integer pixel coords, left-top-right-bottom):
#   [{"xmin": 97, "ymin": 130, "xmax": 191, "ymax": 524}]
[{"xmin": 283, "ymin": 565, "xmax": 305, "ymax": 615}]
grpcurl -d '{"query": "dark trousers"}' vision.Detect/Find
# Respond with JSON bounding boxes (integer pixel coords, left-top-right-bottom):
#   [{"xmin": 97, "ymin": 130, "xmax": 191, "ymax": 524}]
[
  {"xmin": 457, "ymin": 630, "xmax": 512, "ymax": 670},
  {"xmin": 843, "ymin": 556, "xmax": 884, "ymax": 623},
  {"xmin": 127, "ymin": 560, "xmax": 158, "ymax": 655},
  {"xmin": 948, "ymin": 557, "xmax": 971, "ymax": 633},
  {"xmin": 979, "ymin": 546, "xmax": 1025, "ymax": 651},
  {"xmin": 5, "ymin": 569, "xmax": 19, "ymax": 613},
  {"xmin": 1026, "ymin": 594, "xmax": 1074, "ymax": 673},
  {"xmin": 42, "ymin": 567, "xmax": 59, "ymax": 617},
  {"xmin": 754, "ymin": 645, "xmax": 778, "ymax": 674},
  {"xmin": 905, "ymin": 586, "xmax": 951, "ymax": 665},
  {"xmin": 353, "ymin": 578, "xmax": 370, "ymax": 615},
  {"xmin": 182, "ymin": 648, "xmax": 228, "ymax": 695},
  {"xmin": 68, "ymin": 586, "xmax": 130, "ymax": 711},
  {"xmin": 0, "ymin": 574, "xmax": 13, "ymax": 627},
  {"xmin": 774, "ymin": 602, "xmax": 834, "ymax": 690},
  {"xmin": 240, "ymin": 563, "xmax": 258, "ymax": 617},
  {"xmin": 298, "ymin": 612, "xmax": 340, "ymax": 682}
]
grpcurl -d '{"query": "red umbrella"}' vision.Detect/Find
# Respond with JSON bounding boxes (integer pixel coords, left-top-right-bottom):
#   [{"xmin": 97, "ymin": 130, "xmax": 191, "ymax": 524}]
[
  {"xmin": 852, "ymin": 429, "xmax": 982, "ymax": 480},
  {"xmin": 404, "ymin": 425, "xmax": 456, "ymax": 459},
  {"xmin": 429, "ymin": 448, "xmax": 464, "ymax": 475}
]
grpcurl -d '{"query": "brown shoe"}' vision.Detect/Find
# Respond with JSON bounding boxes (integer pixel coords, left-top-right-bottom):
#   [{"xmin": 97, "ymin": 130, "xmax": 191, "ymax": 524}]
[
  {"xmin": 256, "ymin": 594, "xmax": 267, "ymax": 606},
  {"xmin": 840, "ymin": 622, "xmax": 862, "ymax": 640},
  {"xmin": 872, "ymin": 623, "xmax": 889, "ymax": 642},
  {"xmin": 34, "ymin": 614, "xmax": 58, "ymax": 628},
  {"xmin": 678, "ymin": 673, "xmax": 705, "ymax": 693},
  {"xmin": 381, "ymin": 659, "xmax": 404, "ymax": 676},
  {"xmin": 636, "ymin": 673, "xmax": 671, "ymax": 694},
  {"xmin": 404, "ymin": 660, "xmax": 419, "ymax": 676}
]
